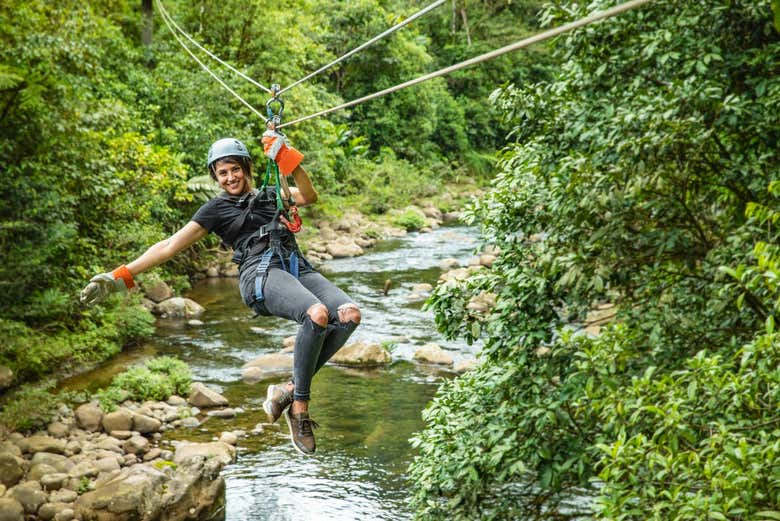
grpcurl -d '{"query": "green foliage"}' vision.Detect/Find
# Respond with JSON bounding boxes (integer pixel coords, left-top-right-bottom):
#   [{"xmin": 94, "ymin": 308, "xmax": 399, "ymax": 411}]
[
  {"xmin": 0, "ymin": 381, "xmax": 64, "ymax": 433},
  {"xmin": 98, "ymin": 356, "xmax": 192, "ymax": 410},
  {"xmin": 391, "ymin": 207, "xmax": 427, "ymax": 231},
  {"xmin": 411, "ymin": 0, "xmax": 780, "ymax": 519}
]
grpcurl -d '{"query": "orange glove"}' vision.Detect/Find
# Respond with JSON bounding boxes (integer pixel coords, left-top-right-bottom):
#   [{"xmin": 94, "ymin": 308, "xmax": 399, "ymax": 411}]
[{"xmin": 262, "ymin": 130, "xmax": 304, "ymax": 176}]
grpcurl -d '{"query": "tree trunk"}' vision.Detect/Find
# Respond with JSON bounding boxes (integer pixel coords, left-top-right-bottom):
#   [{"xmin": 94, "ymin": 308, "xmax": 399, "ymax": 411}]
[{"xmin": 142, "ymin": 0, "xmax": 153, "ymax": 47}]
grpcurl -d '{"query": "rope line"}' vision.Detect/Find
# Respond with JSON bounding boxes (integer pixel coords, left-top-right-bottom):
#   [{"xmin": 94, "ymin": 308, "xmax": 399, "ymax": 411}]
[
  {"xmin": 155, "ymin": 0, "xmax": 273, "ymax": 94},
  {"xmin": 278, "ymin": 0, "xmax": 653, "ymax": 129},
  {"xmin": 278, "ymin": 0, "xmax": 447, "ymax": 95},
  {"xmin": 155, "ymin": 0, "xmax": 269, "ymax": 122}
]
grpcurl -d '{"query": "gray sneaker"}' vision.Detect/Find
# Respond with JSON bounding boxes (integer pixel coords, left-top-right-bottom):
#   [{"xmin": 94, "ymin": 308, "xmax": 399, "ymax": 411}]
[
  {"xmin": 262, "ymin": 384, "xmax": 293, "ymax": 423},
  {"xmin": 284, "ymin": 408, "xmax": 319, "ymax": 455}
]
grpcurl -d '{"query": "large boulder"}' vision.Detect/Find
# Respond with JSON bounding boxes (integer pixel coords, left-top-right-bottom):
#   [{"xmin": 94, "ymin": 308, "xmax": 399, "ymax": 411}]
[
  {"xmin": 154, "ymin": 297, "xmax": 205, "ymax": 318},
  {"xmin": 31, "ymin": 452, "xmax": 73, "ymax": 473},
  {"xmin": 75, "ymin": 465, "xmax": 168, "ymax": 521},
  {"xmin": 132, "ymin": 413, "xmax": 162, "ymax": 434},
  {"xmin": 187, "ymin": 382, "xmax": 228, "ymax": 408},
  {"xmin": 142, "ymin": 279, "xmax": 173, "ymax": 303},
  {"xmin": 328, "ymin": 341, "xmax": 391, "ymax": 367},
  {"xmin": 326, "ymin": 238, "xmax": 364, "ymax": 258},
  {"xmin": 413, "ymin": 343, "xmax": 454, "ymax": 366},
  {"xmin": 75, "ymin": 403, "xmax": 103, "ymax": 432},
  {"xmin": 11, "ymin": 481, "xmax": 47, "ymax": 515}
]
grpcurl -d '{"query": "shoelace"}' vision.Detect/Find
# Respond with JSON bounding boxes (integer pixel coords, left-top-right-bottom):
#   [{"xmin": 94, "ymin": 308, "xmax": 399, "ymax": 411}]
[{"xmin": 298, "ymin": 417, "xmax": 319, "ymax": 438}]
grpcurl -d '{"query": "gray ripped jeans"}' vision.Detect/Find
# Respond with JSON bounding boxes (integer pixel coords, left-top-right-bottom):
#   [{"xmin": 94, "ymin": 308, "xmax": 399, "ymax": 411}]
[{"xmin": 239, "ymin": 259, "xmax": 358, "ymax": 402}]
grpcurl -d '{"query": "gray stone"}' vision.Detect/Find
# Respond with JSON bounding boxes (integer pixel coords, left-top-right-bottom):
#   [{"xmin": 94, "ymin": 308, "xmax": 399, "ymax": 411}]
[
  {"xmin": 49, "ymin": 488, "xmax": 78, "ymax": 504},
  {"xmin": 0, "ymin": 453, "xmax": 24, "ymax": 487},
  {"xmin": 142, "ymin": 448, "xmax": 162, "ymax": 462},
  {"xmin": 38, "ymin": 503, "xmax": 70, "ymax": 521},
  {"xmin": 479, "ymin": 254, "xmax": 497, "ymax": 267},
  {"xmin": 47, "ymin": 422, "xmax": 70, "ymax": 439},
  {"xmin": 413, "ymin": 343, "xmax": 454, "ymax": 365},
  {"xmin": 102, "ymin": 408, "xmax": 134, "ymax": 433},
  {"xmin": 11, "ymin": 481, "xmax": 46, "ymax": 514},
  {"xmin": 143, "ymin": 279, "xmax": 173, "ymax": 303},
  {"xmin": 219, "ymin": 432, "xmax": 238, "ymax": 446},
  {"xmin": 326, "ymin": 238, "xmax": 364, "ymax": 258},
  {"xmin": 439, "ymin": 257, "xmax": 460, "ymax": 270},
  {"xmin": 55, "ymin": 509, "xmax": 75, "ymax": 521},
  {"xmin": 26, "ymin": 435, "xmax": 66, "ymax": 455},
  {"xmin": 27, "ymin": 463, "xmax": 58, "ymax": 483},
  {"xmin": 206, "ymin": 266, "xmax": 219, "ymax": 278},
  {"xmin": 0, "ymin": 498, "xmax": 24, "ymax": 521},
  {"xmin": 187, "ymin": 319, "xmax": 204, "ymax": 326},
  {"xmin": 94, "ymin": 457, "xmax": 121, "ymax": 474},
  {"xmin": 0, "ymin": 366, "xmax": 13, "ymax": 390},
  {"xmin": 167, "ymin": 395, "xmax": 187, "ymax": 406},
  {"xmin": 179, "ymin": 417, "xmax": 200, "ymax": 429},
  {"xmin": 74, "ymin": 403, "xmax": 103, "ymax": 432},
  {"xmin": 133, "ymin": 413, "xmax": 162, "ymax": 434},
  {"xmin": 329, "ymin": 341, "xmax": 391, "ymax": 367},
  {"xmin": 95, "ymin": 437, "xmax": 124, "ymax": 453},
  {"xmin": 206, "ymin": 408, "xmax": 236, "ymax": 419},
  {"xmin": 188, "ymin": 382, "xmax": 228, "ymax": 408},
  {"xmin": 40, "ymin": 473, "xmax": 68, "ymax": 491},
  {"xmin": 109, "ymin": 430, "xmax": 133, "ymax": 440},
  {"xmin": 74, "ymin": 465, "xmax": 167, "ymax": 520},
  {"xmin": 154, "ymin": 297, "xmax": 205, "ymax": 318},
  {"xmin": 173, "ymin": 442, "xmax": 236, "ymax": 466},
  {"xmin": 123, "ymin": 436, "xmax": 149, "ymax": 455},
  {"xmin": 0, "ymin": 441, "xmax": 21, "ymax": 458},
  {"xmin": 67, "ymin": 461, "xmax": 99, "ymax": 479},
  {"xmin": 466, "ymin": 291, "xmax": 497, "ymax": 313},
  {"xmin": 31, "ymin": 453, "xmax": 73, "ymax": 473},
  {"xmin": 411, "ymin": 283, "xmax": 433, "ymax": 293}
]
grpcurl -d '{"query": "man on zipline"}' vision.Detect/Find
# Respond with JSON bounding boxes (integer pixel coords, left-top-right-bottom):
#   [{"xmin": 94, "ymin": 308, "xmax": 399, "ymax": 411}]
[{"xmin": 80, "ymin": 132, "xmax": 361, "ymax": 455}]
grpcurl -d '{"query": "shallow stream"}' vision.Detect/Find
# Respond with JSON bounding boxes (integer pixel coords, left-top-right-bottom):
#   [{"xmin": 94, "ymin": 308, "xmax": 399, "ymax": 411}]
[{"xmin": 65, "ymin": 225, "xmax": 482, "ymax": 521}]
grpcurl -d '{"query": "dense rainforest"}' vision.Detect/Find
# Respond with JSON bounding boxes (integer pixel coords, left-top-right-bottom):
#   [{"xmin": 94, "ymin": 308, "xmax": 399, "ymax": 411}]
[{"xmin": 1, "ymin": 0, "xmax": 779, "ymax": 519}]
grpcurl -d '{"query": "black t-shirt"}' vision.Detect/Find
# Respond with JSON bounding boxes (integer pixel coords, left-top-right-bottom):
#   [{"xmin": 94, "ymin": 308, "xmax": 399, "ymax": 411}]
[{"xmin": 191, "ymin": 186, "xmax": 293, "ymax": 252}]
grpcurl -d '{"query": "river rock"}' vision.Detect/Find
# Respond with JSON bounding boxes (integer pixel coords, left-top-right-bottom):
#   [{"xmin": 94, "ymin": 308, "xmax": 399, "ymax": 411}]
[
  {"xmin": 173, "ymin": 442, "xmax": 236, "ymax": 466},
  {"xmin": 133, "ymin": 413, "xmax": 162, "ymax": 434},
  {"xmin": 328, "ymin": 341, "xmax": 391, "ymax": 367},
  {"xmin": 55, "ymin": 509, "xmax": 76, "ymax": 521},
  {"xmin": 187, "ymin": 319, "xmax": 205, "ymax": 326},
  {"xmin": 479, "ymin": 254, "xmax": 497, "ymax": 267},
  {"xmin": 68, "ymin": 461, "xmax": 99, "ymax": 479},
  {"xmin": 206, "ymin": 408, "xmax": 237, "ymax": 419},
  {"xmin": 40, "ymin": 473, "xmax": 68, "ymax": 491},
  {"xmin": 38, "ymin": 502, "xmax": 71, "ymax": 521},
  {"xmin": 411, "ymin": 283, "xmax": 433, "ymax": 293},
  {"xmin": 421, "ymin": 206, "xmax": 443, "ymax": 220},
  {"xmin": 0, "ymin": 498, "xmax": 24, "ymax": 521},
  {"xmin": 154, "ymin": 297, "xmax": 205, "ymax": 318},
  {"xmin": 102, "ymin": 408, "xmax": 134, "ymax": 433},
  {"xmin": 188, "ymin": 382, "xmax": 229, "ymax": 408},
  {"xmin": 47, "ymin": 422, "xmax": 70, "ymax": 439},
  {"xmin": 219, "ymin": 432, "xmax": 238, "ymax": 446},
  {"xmin": 11, "ymin": 481, "xmax": 47, "ymax": 514},
  {"xmin": 326, "ymin": 238, "xmax": 364, "ymax": 258},
  {"xmin": 27, "ymin": 435, "xmax": 67, "ymax": 455},
  {"xmin": 31, "ymin": 452, "xmax": 73, "ymax": 473},
  {"xmin": 413, "ymin": 343, "xmax": 454, "ymax": 365},
  {"xmin": 75, "ymin": 403, "xmax": 103, "ymax": 432},
  {"xmin": 75, "ymin": 465, "xmax": 168, "ymax": 521},
  {"xmin": 220, "ymin": 264, "xmax": 239, "ymax": 277},
  {"xmin": 49, "ymin": 488, "xmax": 78, "ymax": 504},
  {"xmin": 206, "ymin": 266, "xmax": 220, "ymax": 278},
  {"xmin": 167, "ymin": 395, "xmax": 187, "ymax": 406},
  {"xmin": 453, "ymin": 359, "xmax": 479, "ymax": 373},
  {"xmin": 0, "ymin": 440, "xmax": 22, "ymax": 457},
  {"xmin": 242, "ymin": 354, "xmax": 293, "ymax": 381},
  {"xmin": 0, "ymin": 365, "xmax": 13, "ymax": 390},
  {"xmin": 123, "ymin": 436, "xmax": 149, "ymax": 455},
  {"xmin": 143, "ymin": 279, "xmax": 173, "ymax": 303},
  {"xmin": 95, "ymin": 456, "xmax": 121, "ymax": 474},
  {"xmin": 439, "ymin": 257, "xmax": 460, "ymax": 270},
  {"xmin": 0, "ymin": 453, "xmax": 24, "ymax": 487},
  {"xmin": 27, "ymin": 462, "xmax": 58, "ymax": 483}
]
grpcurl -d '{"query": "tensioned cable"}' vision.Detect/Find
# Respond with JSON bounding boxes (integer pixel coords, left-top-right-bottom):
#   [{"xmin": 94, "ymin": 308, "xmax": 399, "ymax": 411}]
[
  {"xmin": 278, "ymin": 0, "xmax": 447, "ymax": 96},
  {"xmin": 278, "ymin": 0, "xmax": 653, "ymax": 129},
  {"xmin": 155, "ymin": 0, "xmax": 273, "ymax": 94},
  {"xmin": 155, "ymin": 0, "xmax": 269, "ymax": 122}
]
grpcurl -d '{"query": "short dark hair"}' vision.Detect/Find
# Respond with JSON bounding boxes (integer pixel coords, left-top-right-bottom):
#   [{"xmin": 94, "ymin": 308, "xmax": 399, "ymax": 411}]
[{"xmin": 209, "ymin": 155, "xmax": 253, "ymax": 181}]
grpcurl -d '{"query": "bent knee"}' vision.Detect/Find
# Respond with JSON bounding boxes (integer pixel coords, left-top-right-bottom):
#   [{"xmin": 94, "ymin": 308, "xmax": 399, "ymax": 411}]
[
  {"xmin": 306, "ymin": 303, "xmax": 329, "ymax": 327},
  {"xmin": 337, "ymin": 303, "xmax": 361, "ymax": 324}
]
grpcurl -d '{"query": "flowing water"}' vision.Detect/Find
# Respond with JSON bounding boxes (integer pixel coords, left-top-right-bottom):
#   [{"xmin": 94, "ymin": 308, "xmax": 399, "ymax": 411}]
[{"xmin": 65, "ymin": 225, "xmax": 482, "ymax": 521}]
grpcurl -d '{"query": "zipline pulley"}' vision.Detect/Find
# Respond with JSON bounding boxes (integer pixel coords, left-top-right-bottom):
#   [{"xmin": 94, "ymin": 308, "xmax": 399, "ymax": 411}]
[{"xmin": 266, "ymin": 83, "xmax": 284, "ymax": 130}]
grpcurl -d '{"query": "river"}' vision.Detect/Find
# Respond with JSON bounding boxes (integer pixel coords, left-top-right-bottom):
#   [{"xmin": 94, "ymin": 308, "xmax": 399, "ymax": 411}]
[{"xmin": 65, "ymin": 224, "xmax": 481, "ymax": 521}]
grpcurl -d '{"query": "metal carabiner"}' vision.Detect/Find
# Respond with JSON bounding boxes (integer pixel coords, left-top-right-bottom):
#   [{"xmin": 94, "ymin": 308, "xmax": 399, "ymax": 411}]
[{"xmin": 266, "ymin": 83, "xmax": 284, "ymax": 130}]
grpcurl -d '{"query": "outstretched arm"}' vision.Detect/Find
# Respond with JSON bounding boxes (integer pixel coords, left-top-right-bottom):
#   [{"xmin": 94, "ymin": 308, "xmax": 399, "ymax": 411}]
[
  {"xmin": 289, "ymin": 165, "xmax": 318, "ymax": 207},
  {"xmin": 80, "ymin": 221, "xmax": 208, "ymax": 306}
]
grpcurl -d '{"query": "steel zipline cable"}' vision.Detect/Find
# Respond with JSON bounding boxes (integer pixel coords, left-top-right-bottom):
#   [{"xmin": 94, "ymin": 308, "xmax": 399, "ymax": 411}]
[
  {"xmin": 156, "ymin": 0, "xmax": 654, "ymax": 130},
  {"xmin": 154, "ymin": 0, "xmax": 269, "ymax": 123},
  {"xmin": 278, "ymin": 0, "xmax": 654, "ymax": 129},
  {"xmin": 277, "ymin": 0, "xmax": 447, "ymax": 95},
  {"xmin": 155, "ymin": 0, "xmax": 273, "ymax": 94}
]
